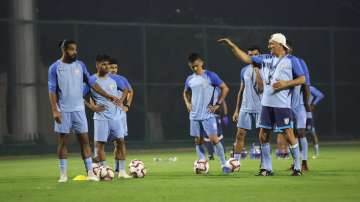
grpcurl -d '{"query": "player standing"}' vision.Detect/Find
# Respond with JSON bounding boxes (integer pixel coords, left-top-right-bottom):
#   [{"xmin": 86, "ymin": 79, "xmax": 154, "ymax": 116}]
[
  {"xmin": 219, "ymin": 33, "xmax": 305, "ymax": 176},
  {"xmin": 231, "ymin": 46, "xmax": 263, "ymax": 167},
  {"xmin": 183, "ymin": 53, "xmax": 231, "ymax": 173}
]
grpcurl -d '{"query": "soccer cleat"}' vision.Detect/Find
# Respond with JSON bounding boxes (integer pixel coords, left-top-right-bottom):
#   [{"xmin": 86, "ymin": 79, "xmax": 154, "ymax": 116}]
[
  {"xmin": 301, "ymin": 160, "xmax": 309, "ymax": 172},
  {"xmin": 58, "ymin": 174, "xmax": 68, "ymax": 183},
  {"xmin": 291, "ymin": 170, "xmax": 303, "ymax": 176},
  {"xmin": 312, "ymin": 155, "xmax": 318, "ymax": 159},
  {"xmin": 117, "ymin": 170, "xmax": 133, "ymax": 179},
  {"xmin": 255, "ymin": 169, "xmax": 273, "ymax": 176},
  {"xmin": 208, "ymin": 155, "xmax": 215, "ymax": 160},
  {"xmin": 87, "ymin": 170, "xmax": 99, "ymax": 182},
  {"xmin": 222, "ymin": 166, "xmax": 232, "ymax": 174},
  {"xmin": 288, "ymin": 164, "xmax": 294, "ymax": 171}
]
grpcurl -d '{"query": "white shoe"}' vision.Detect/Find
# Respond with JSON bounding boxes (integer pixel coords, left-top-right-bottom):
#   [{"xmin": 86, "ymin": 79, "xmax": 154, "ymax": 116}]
[
  {"xmin": 312, "ymin": 155, "xmax": 319, "ymax": 159},
  {"xmin": 87, "ymin": 170, "xmax": 99, "ymax": 182},
  {"xmin": 58, "ymin": 174, "xmax": 68, "ymax": 183},
  {"xmin": 118, "ymin": 170, "xmax": 133, "ymax": 179}
]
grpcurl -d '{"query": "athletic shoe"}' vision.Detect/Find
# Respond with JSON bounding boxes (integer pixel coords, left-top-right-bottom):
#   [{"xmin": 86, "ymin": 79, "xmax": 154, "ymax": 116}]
[
  {"xmin": 87, "ymin": 170, "xmax": 99, "ymax": 182},
  {"xmin": 255, "ymin": 169, "xmax": 273, "ymax": 176},
  {"xmin": 58, "ymin": 174, "xmax": 68, "ymax": 183},
  {"xmin": 291, "ymin": 169, "xmax": 303, "ymax": 176}
]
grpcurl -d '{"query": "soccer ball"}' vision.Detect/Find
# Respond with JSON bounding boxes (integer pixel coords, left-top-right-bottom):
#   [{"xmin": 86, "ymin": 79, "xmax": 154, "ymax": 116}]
[
  {"xmin": 226, "ymin": 158, "xmax": 240, "ymax": 172},
  {"xmin": 95, "ymin": 165, "xmax": 115, "ymax": 181},
  {"xmin": 129, "ymin": 159, "xmax": 147, "ymax": 178},
  {"xmin": 193, "ymin": 159, "xmax": 209, "ymax": 174},
  {"xmin": 92, "ymin": 163, "xmax": 100, "ymax": 175}
]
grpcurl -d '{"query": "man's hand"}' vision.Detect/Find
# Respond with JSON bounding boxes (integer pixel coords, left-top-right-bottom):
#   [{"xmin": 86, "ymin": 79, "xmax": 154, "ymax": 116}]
[
  {"xmin": 217, "ymin": 38, "xmax": 233, "ymax": 46},
  {"xmin": 185, "ymin": 102, "xmax": 192, "ymax": 112},
  {"xmin": 272, "ymin": 80, "xmax": 289, "ymax": 91},
  {"xmin": 53, "ymin": 110, "xmax": 62, "ymax": 124},
  {"xmin": 90, "ymin": 104, "xmax": 105, "ymax": 112},
  {"xmin": 208, "ymin": 104, "xmax": 220, "ymax": 113},
  {"xmin": 232, "ymin": 112, "xmax": 239, "ymax": 122},
  {"xmin": 122, "ymin": 105, "xmax": 129, "ymax": 112},
  {"xmin": 109, "ymin": 95, "xmax": 123, "ymax": 107}
]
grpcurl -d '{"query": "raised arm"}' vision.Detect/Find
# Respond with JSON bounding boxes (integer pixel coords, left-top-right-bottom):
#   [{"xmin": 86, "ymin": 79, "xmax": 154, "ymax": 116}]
[{"xmin": 218, "ymin": 38, "xmax": 252, "ymax": 64}]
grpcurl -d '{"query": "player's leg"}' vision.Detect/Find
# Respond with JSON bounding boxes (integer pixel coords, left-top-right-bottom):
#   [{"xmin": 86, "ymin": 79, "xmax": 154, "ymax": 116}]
[
  {"xmin": 295, "ymin": 105, "xmax": 309, "ymax": 171},
  {"xmin": 306, "ymin": 116, "xmax": 319, "ymax": 158},
  {"xmin": 276, "ymin": 132, "xmax": 289, "ymax": 158},
  {"xmin": 95, "ymin": 141, "xmax": 106, "ymax": 166},
  {"xmin": 204, "ymin": 117, "xmax": 229, "ymax": 173},
  {"xmin": 73, "ymin": 111, "xmax": 98, "ymax": 181},
  {"xmin": 233, "ymin": 111, "xmax": 250, "ymax": 163},
  {"xmin": 203, "ymin": 128, "xmax": 215, "ymax": 160},
  {"xmin": 190, "ymin": 120, "xmax": 206, "ymax": 160},
  {"xmin": 57, "ymin": 134, "xmax": 69, "ymax": 182},
  {"xmin": 54, "ymin": 111, "xmax": 72, "ymax": 182},
  {"xmin": 257, "ymin": 106, "xmax": 274, "ymax": 176}
]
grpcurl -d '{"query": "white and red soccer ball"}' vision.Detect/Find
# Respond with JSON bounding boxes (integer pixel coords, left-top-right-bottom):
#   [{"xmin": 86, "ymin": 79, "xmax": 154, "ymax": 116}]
[
  {"xmin": 129, "ymin": 159, "xmax": 147, "ymax": 178},
  {"xmin": 92, "ymin": 163, "xmax": 115, "ymax": 181},
  {"xmin": 226, "ymin": 158, "xmax": 240, "ymax": 172},
  {"xmin": 193, "ymin": 159, "xmax": 209, "ymax": 174}
]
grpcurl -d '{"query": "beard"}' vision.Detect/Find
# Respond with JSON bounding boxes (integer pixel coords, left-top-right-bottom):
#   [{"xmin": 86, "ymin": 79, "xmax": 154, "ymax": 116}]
[{"xmin": 65, "ymin": 53, "xmax": 77, "ymax": 63}]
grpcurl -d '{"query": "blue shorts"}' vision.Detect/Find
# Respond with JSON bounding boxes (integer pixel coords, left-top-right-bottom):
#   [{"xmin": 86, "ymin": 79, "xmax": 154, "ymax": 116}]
[
  {"xmin": 190, "ymin": 117, "xmax": 218, "ymax": 137},
  {"xmin": 237, "ymin": 111, "xmax": 260, "ymax": 130},
  {"xmin": 292, "ymin": 104, "xmax": 306, "ymax": 129},
  {"xmin": 54, "ymin": 110, "xmax": 88, "ymax": 134},
  {"xmin": 259, "ymin": 106, "xmax": 293, "ymax": 130},
  {"xmin": 94, "ymin": 119, "xmax": 124, "ymax": 142}
]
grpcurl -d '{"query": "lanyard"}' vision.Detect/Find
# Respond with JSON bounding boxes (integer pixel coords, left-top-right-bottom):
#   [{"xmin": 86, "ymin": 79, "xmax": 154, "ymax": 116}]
[{"xmin": 266, "ymin": 55, "xmax": 287, "ymax": 85}]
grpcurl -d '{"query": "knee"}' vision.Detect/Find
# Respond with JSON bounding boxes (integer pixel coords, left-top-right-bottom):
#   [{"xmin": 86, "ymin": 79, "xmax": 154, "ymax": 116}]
[
  {"xmin": 236, "ymin": 129, "xmax": 246, "ymax": 140},
  {"xmin": 195, "ymin": 137, "xmax": 204, "ymax": 145}
]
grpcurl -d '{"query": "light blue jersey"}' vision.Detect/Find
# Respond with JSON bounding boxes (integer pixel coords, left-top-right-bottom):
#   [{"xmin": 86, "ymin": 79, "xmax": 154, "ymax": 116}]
[
  {"xmin": 239, "ymin": 65, "xmax": 262, "ymax": 113},
  {"xmin": 84, "ymin": 74, "xmax": 127, "ymax": 120},
  {"xmin": 48, "ymin": 60, "xmax": 96, "ymax": 112},
  {"xmin": 252, "ymin": 54, "xmax": 304, "ymax": 109},
  {"xmin": 291, "ymin": 57, "xmax": 311, "ymax": 108},
  {"xmin": 185, "ymin": 70, "xmax": 224, "ymax": 120}
]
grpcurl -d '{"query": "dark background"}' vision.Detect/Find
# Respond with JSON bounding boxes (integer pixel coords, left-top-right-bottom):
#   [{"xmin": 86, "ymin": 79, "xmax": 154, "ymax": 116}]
[{"xmin": 0, "ymin": 0, "xmax": 359, "ymax": 150}]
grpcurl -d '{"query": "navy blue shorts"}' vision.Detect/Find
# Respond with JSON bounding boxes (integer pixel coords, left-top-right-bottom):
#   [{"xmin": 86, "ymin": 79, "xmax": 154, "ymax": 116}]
[{"xmin": 259, "ymin": 106, "xmax": 293, "ymax": 130}]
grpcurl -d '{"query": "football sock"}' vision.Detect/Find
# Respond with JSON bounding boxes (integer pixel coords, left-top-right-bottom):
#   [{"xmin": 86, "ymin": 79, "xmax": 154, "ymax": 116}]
[
  {"xmin": 84, "ymin": 157, "xmax": 93, "ymax": 173},
  {"xmin": 261, "ymin": 143, "xmax": 272, "ymax": 171},
  {"xmin": 204, "ymin": 141, "xmax": 214, "ymax": 156},
  {"xmin": 234, "ymin": 153, "xmax": 241, "ymax": 162},
  {"xmin": 299, "ymin": 137, "xmax": 308, "ymax": 161},
  {"xmin": 290, "ymin": 143, "xmax": 301, "ymax": 171},
  {"xmin": 214, "ymin": 142, "xmax": 226, "ymax": 167},
  {"xmin": 114, "ymin": 159, "xmax": 120, "ymax": 172},
  {"xmin": 59, "ymin": 159, "xmax": 67, "ymax": 175},
  {"xmin": 195, "ymin": 144, "xmax": 206, "ymax": 160},
  {"xmin": 119, "ymin": 160, "xmax": 126, "ymax": 171},
  {"xmin": 314, "ymin": 144, "xmax": 319, "ymax": 156}
]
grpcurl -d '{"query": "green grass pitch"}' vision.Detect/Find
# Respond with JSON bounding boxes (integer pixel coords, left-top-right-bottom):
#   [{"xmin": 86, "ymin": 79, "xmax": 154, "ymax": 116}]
[{"xmin": 0, "ymin": 142, "xmax": 359, "ymax": 202}]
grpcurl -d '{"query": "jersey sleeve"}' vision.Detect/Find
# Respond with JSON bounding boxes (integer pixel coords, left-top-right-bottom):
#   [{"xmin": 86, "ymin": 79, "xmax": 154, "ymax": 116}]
[
  {"xmin": 78, "ymin": 60, "xmax": 96, "ymax": 87},
  {"xmin": 290, "ymin": 56, "xmax": 305, "ymax": 78},
  {"xmin": 83, "ymin": 83, "xmax": 90, "ymax": 96},
  {"xmin": 184, "ymin": 76, "xmax": 191, "ymax": 91},
  {"xmin": 206, "ymin": 71, "xmax": 224, "ymax": 87},
  {"xmin": 48, "ymin": 62, "xmax": 58, "ymax": 93},
  {"xmin": 121, "ymin": 76, "xmax": 133, "ymax": 91},
  {"xmin": 299, "ymin": 59, "xmax": 311, "ymax": 85},
  {"xmin": 240, "ymin": 67, "xmax": 246, "ymax": 83},
  {"xmin": 109, "ymin": 74, "xmax": 127, "ymax": 91}
]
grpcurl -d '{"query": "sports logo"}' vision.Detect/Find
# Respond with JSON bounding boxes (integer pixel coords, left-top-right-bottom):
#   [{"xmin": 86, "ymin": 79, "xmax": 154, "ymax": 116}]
[{"xmin": 284, "ymin": 118, "xmax": 290, "ymax": 125}]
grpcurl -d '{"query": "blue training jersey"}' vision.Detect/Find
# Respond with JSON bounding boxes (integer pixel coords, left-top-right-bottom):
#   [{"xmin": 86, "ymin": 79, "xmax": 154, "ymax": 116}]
[
  {"xmin": 291, "ymin": 56, "xmax": 311, "ymax": 108},
  {"xmin": 48, "ymin": 59, "xmax": 96, "ymax": 112},
  {"xmin": 252, "ymin": 54, "xmax": 304, "ymax": 109},
  {"xmin": 239, "ymin": 65, "xmax": 262, "ymax": 113},
  {"xmin": 184, "ymin": 70, "xmax": 224, "ymax": 120},
  {"xmin": 84, "ymin": 74, "xmax": 127, "ymax": 120}
]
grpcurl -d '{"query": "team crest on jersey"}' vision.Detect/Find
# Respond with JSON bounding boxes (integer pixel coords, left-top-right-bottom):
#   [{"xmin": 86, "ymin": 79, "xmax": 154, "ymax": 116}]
[
  {"xmin": 284, "ymin": 118, "xmax": 290, "ymax": 125},
  {"xmin": 109, "ymin": 83, "xmax": 116, "ymax": 90},
  {"xmin": 74, "ymin": 68, "xmax": 81, "ymax": 75}
]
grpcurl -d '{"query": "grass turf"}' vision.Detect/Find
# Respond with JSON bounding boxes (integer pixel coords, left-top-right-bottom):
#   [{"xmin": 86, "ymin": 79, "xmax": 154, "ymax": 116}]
[{"xmin": 0, "ymin": 142, "xmax": 359, "ymax": 202}]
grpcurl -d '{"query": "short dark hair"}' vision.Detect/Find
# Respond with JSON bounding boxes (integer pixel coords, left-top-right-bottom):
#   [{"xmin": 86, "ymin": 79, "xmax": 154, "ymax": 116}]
[
  {"xmin": 109, "ymin": 58, "xmax": 118, "ymax": 65},
  {"xmin": 247, "ymin": 45, "xmax": 261, "ymax": 53},
  {"xmin": 95, "ymin": 54, "xmax": 111, "ymax": 62},
  {"xmin": 188, "ymin": 53, "xmax": 202, "ymax": 63},
  {"xmin": 58, "ymin": 39, "xmax": 76, "ymax": 50}
]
